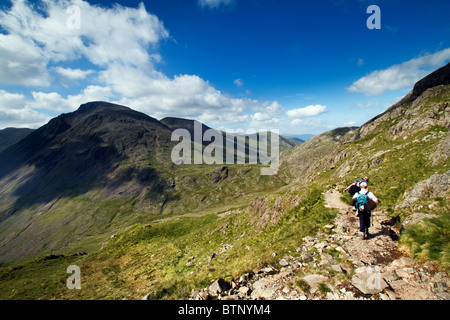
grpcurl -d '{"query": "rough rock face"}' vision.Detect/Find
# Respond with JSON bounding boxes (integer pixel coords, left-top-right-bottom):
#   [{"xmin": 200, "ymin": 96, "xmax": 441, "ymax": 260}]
[
  {"xmin": 407, "ymin": 62, "xmax": 450, "ymax": 103},
  {"xmin": 247, "ymin": 194, "xmax": 300, "ymax": 229},
  {"xmin": 351, "ymin": 266, "xmax": 389, "ymax": 295},
  {"xmin": 431, "ymin": 133, "xmax": 450, "ymax": 166},
  {"xmin": 388, "ymin": 100, "xmax": 449, "ymax": 138},
  {"xmin": 357, "ymin": 85, "xmax": 450, "ymax": 140},
  {"xmin": 401, "ymin": 170, "xmax": 450, "ymax": 208},
  {"xmin": 402, "ymin": 212, "xmax": 438, "ymax": 229},
  {"xmin": 206, "ymin": 166, "xmax": 229, "ymax": 183},
  {"xmin": 354, "ymin": 62, "xmax": 450, "ymax": 141}
]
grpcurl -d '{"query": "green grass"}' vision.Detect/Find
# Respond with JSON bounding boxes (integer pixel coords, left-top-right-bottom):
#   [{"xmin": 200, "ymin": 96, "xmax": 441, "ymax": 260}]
[
  {"xmin": 295, "ymin": 279, "xmax": 310, "ymax": 293},
  {"xmin": 334, "ymin": 125, "xmax": 449, "ymax": 211},
  {"xmin": 400, "ymin": 199, "xmax": 450, "ymax": 271},
  {"xmin": 0, "ymin": 161, "xmax": 287, "ymax": 267},
  {"xmin": 0, "ymin": 183, "xmax": 338, "ymax": 300},
  {"xmin": 318, "ymin": 283, "xmax": 331, "ymax": 296},
  {"xmin": 0, "ymin": 254, "xmax": 85, "ymax": 300}
]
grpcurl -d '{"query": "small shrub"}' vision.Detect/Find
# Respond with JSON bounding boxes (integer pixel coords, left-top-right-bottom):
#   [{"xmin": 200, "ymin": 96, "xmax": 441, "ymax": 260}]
[
  {"xmin": 295, "ymin": 279, "xmax": 310, "ymax": 293},
  {"xmin": 318, "ymin": 283, "xmax": 331, "ymax": 295}
]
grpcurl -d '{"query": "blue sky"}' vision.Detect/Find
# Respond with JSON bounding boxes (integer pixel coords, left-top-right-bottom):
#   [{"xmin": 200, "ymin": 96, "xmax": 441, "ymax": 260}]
[{"xmin": 0, "ymin": 0, "xmax": 449, "ymax": 135}]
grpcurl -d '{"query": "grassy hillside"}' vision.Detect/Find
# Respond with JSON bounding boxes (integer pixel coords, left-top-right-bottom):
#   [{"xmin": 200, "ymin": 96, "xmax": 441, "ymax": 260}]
[
  {"xmin": 281, "ymin": 83, "xmax": 450, "ymax": 269},
  {"xmin": 0, "ymin": 184, "xmax": 336, "ymax": 299}
]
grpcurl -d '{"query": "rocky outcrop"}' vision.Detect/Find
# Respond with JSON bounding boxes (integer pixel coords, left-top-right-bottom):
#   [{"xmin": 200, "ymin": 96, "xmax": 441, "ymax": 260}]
[
  {"xmin": 431, "ymin": 133, "xmax": 450, "ymax": 166},
  {"xmin": 388, "ymin": 100, "xmax": 449, "ymax": 139},
  {"xmin": 401, "ymin": 170, "xmax": 450, "ymax": 208},
  {"xmin": 206, "ymin": 166, "xmax": 228, "ymax": 183},
  {"xmin": 247, "ymin": 194, "xmax": 300, "ymax": 229},
  {"xmin": 354, "ymin": 63, "xmax": 450, "ymax": 141},
  {"xmin": 357, "ymin": 86, "xmax": 450, "ymax": 141},
  {"xmin": 407, "ymin": 63, "xmax": 450, "ymax": 104},
  {"xmin": 402, "ymin": 212, "xmax": 438, "ymax": 229}
]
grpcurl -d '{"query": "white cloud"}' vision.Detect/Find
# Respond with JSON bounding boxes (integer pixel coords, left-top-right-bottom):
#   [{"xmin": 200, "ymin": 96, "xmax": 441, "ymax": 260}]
[
  {"xmin": 252, "ymin": 112, "xmax": 270, "ymax": 122},
  {"xmin": 285, "ymin": 117, "xmax": 331, "ymax": 135},
  {"xmin": 0, "ymin": 0, "xmax": 259, "ymax": 124},
  {"xmin": 265, "ymin": 101, "xmax": 283, "ymax": 114},
  {"xmin": 357, "ymin": 58, "xmax": 365, "ymax": 67},
  {"xmin": 348, "ymin": 48, "xmax": 450, "ymax": 96},
  {"xmin": 0, "ymin": 107, "xmax": 51, "ymax": 129},
  {"xmin": 31, "ymin": 86, "xmax": 114, "ymax": 112},
  {"xmin": 286, "ymin": 104, "xmax": 327, "ymax": 118},
  {"xmin": 0, "ymin": 0, "xmax": 168, "ymax": 87},
  {"xmin": 354, "ymin": 101, "xmax": 380, "ymax": 109},
  {"xmin": 0, "ymin": 90, "xmax": 50, "ymax": 128},
  {"xmin": 0, "ymin": 90, "xmax": 27, "ymax": 110},
  {"xmin": 55, "ymin": 67, "xmax": 94, "ymax": 80},
  {"xmin": 291, "ymin": 119, "xmax": 303, "ymax": 126},
  {"xmin": 0, "ymin": 34, "xmax": 50, "ymax": 86},
  {"xmin": 234, "ymin": 78, "xmax": 243, "ymax": 87},
  {"xmin": 0, "ymin": 0, "xmax": 307, "ymax": 134},
  {"xmin": 198, "ymin": 0, "xmax": 233, "ymax": 9},
  {"xmin": 115, "ymin": 73, "xmax": 253, "ymax": 125}
]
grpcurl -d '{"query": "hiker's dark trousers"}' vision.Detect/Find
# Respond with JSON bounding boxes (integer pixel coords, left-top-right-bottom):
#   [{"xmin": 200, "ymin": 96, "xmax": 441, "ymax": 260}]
[{"xmin": 358, "ymin": 210, "xmax": 371, "ymax": 233}]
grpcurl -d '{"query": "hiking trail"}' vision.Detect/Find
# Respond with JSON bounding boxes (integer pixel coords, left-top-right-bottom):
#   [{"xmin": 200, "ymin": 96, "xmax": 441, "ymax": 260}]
[{"xmin": 183, "ymin": 188, "xmax": 449, "ymax": 301}]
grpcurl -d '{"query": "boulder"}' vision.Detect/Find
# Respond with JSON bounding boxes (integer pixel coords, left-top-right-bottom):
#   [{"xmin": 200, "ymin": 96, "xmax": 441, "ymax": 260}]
[
  {"xmin": 430, "ymin": 133, "xmax": 450, "ymax": 166},
  {"xmin": 401, "ymin": 170, "xmax": 450, "ymax": 208},
  {"xmin": 279, "ymin": 259, "xmax": 290, "ymax": 266},
  {"xmin": 209, "ymin": 278, "xmax": 228, "ymax": 294},
  {"xmin": 351, "ymin": 266, "xmax": 388, "ymax": 295},
  {"xmin": 302, "ymin": 274, "xmax": 328, "ymax": 287},
  {"xmin": 250, "ymin": 278, "xmax": 276, "ymax": 299},
  {"xmin": 238, "ymin": 286, "xmax": 251, "ymax": 295},
  {"xmin": 301, "ymin": 253, "xmax": 313, "ymax": 262},
  {"xmin": 389, "ymin": 257, "xmax": 416, "ymax": 269}
]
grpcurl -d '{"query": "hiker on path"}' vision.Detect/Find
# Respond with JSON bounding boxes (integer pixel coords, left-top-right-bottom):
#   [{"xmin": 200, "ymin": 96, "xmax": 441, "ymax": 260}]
[
  {"xmin": 351, "ymin": 181, "xmax": 379, "ymax": 240},
  {"xmin": 344, "ymin": 176, "xmax": 369, "ymax": 195}
]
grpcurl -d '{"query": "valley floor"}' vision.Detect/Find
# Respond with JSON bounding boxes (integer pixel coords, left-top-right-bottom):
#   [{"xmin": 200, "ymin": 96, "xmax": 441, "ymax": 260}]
[{"xmin": 186, "ymin": 189, "xmax": 449, "ymax": 300}]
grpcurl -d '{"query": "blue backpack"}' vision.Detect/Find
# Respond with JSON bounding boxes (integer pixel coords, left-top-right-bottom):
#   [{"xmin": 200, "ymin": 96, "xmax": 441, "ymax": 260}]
[{"xmin": 355, "ymin": 192, "xmax": 368, "ymax": 211}]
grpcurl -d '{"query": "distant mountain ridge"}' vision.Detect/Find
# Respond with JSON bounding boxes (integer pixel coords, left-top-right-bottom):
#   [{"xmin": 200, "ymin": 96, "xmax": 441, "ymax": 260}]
[
  {"xmin": 0, "ymin": 101, "xmax": 173, "ymax": 197},
  {"xmin": 0, "ymin": 101, "xmax": 290, "ymax": 265},
  {"xmin": 0, "ymin": 127, "xmax": 34, "ymax": 153},
  {"xmin": 283, "ymin": 134, "xmax": 314, "ymax": 142},
  {"xmin": 160, "ymin": 116, "xmax": 302, "ymax": 152}
]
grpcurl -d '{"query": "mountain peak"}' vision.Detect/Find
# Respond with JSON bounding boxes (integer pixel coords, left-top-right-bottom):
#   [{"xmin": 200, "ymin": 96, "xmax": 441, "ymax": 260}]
[
  {"xmin": 69, "ymin": 101, "xmax": 171, "ymax": 132},
  {"xmin": 355, "ymin": 63, "xmax": 450, "ymax": 139},
  {"xmin": 77, "ymin": 101, "xmax": 132, "ymax": 114},
  {"xmin": 389, "ymin": 62, "xmax": 450, "ymax": 109},
  {"xmin": 409, "ymin": 62, "xmax": 450, "ymax": 103}
]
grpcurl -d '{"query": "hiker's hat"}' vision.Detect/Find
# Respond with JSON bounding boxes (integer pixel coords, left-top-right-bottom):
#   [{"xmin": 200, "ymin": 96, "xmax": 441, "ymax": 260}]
[
  {"xmin": 363, "ymin": 177, "xmax": 369, "ymax": 181},
  {"xmin": 360, "ymin": 181, "xmax": 368, "ymax": 187}
]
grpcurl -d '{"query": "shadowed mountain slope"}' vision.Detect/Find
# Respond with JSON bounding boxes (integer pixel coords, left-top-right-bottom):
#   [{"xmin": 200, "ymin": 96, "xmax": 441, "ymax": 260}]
[
  {"xmin": 0, "ymin": 128, "xmax": 34, "ymax": 153},
  {"xmin": 0, "ymin": 102, "xmax": 288, "ymax": 265}
]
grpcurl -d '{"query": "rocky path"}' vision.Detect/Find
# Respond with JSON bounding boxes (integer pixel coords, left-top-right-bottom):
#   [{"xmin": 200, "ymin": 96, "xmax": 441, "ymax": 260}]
[
  {"xmin": 324, "ymin": 190, "xmax": 401, "ymax": 268},
  {"xmin": 188, "ymin": 189, "xmax": 449, "ymax": 300}
]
